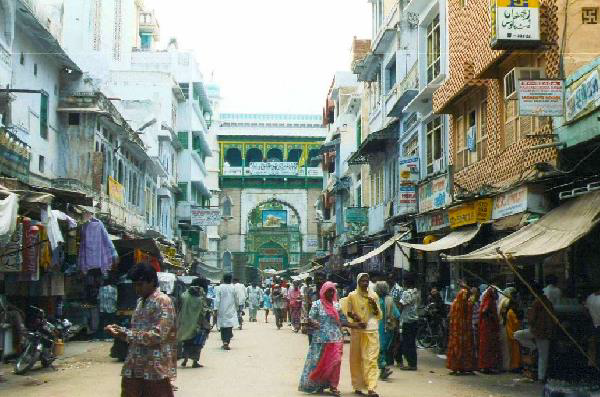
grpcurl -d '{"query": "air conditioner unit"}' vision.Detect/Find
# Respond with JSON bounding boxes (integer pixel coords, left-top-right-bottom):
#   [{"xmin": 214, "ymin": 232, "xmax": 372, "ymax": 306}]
[
  {"xmin": 504, "ymin": 67, "xmax": 545, "ymax": 100},
  {"xmin": 433, "ymin": 157, "xmax": 445, "ymax": 173}
]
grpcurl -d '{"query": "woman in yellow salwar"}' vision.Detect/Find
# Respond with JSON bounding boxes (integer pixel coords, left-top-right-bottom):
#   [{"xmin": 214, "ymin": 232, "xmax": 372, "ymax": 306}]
[{"xmin": 346, "ymin": 273, "xmax": 382, "ymax": 397}]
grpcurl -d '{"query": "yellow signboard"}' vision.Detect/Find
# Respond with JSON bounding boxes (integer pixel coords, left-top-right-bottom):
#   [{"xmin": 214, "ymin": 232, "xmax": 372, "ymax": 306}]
[
  {"xmin": 448, "ymin": 198, "xmax": 493, "ymax": 228},
  {"xmin": 108, "ymin": 176, "xmax": 124, "ymax": 204}
]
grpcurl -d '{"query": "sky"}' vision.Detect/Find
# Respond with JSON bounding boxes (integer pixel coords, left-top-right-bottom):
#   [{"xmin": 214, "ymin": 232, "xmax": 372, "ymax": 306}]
[{"xmin": 145, "ymin": 0, "xmax": 372, "ymax": 115}]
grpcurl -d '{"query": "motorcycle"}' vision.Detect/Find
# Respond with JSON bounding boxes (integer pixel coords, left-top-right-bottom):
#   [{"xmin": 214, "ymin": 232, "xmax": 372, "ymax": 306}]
[{"xmin": 14, "ymin": 306, "xmax": 63, "ymax": 375}]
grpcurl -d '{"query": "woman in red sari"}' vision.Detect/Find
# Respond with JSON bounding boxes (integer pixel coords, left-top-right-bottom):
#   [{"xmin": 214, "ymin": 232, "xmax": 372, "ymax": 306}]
[
  {"xmin": 478, "ymin": 286, "xmax": 502, "ymax": 373},
  {"xmin": 447, "ymin": 288, "xmax": 475, "ymax": 374}
]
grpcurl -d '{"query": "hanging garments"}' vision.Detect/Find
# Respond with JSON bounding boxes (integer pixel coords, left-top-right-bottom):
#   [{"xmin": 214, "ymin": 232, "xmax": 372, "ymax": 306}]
[
  {"xmin": 0, "ymin": 193, "xmax": 18, "ymax": 242},
  {"xmin": 78, "ymin": 218, "xmax": 117, "ymax": 275},
  {"xmin": 38, "ymin": 225, "xmax": 52, "ymax": 271}
]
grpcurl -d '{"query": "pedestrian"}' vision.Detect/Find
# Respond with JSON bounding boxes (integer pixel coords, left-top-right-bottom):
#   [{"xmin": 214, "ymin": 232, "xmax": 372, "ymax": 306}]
[
  {"xmin": 471, "ymin": 285, "xmax": 484, "ymax": 364},
  {"xmin": 514, "ymin": 282, "xmax": 555, "ymax": 382},
  {"xmin": 375, "ymin": 281, "xmax": 400, "ymax": 380},
  {"xmin": 215, "ymin": 273, "xmax": 239, "ymax": 350},
  {"xmin": 307, "ymin": 272, "xmax": 326, "ymax": 344},
  {"xmin": 586, "ymin": 287, "xmax": 600, "ymax": 367},
  {"xmin": 272, "ymin": 284, "xmax": 286, "ymax": 329},
  {"xmin": 289, "ymin": 280, "xmax": 303, "ymax": 332},
  {"xmin": 347, "ymin": 273, "xmax": 382, "ymax": 397},
  {"xmin": 298, "ymin": 281, "xmax": 363, "ymax": 396},
  {"xmin": 263, "ymin": 288, "xmax": 272, "ymax": 323},
  {"xmin": 389, "ymin": 274, "xmax": 404, "ymax": 367},
  {"xmin": 177, "ymin": 278, "xmax": 210, "ymax": 368},
  {"xmin": 398, "ymin": 273, "xmax": 420, "ymax": 371},
  {"xmin": 233, "ymin": 278, "xmax": 247, "ymax": 330},
  {"xmin": 498, "ymin": 287, "xmax": 517, "ymax": 372},
  {"xmin": 478, "ymin": 286, "xmax": 502, "ymax": 373},
  {"xmin": 446, "ymin": 288, "xmax": 475, "ymax": 375},
  {"xmin": 98, "ymin": 278, "xmax": 118, "ymax": 340},
  {"xmin": 105, "ymin": 263, "xmax": 177, "ymax": 397},
  {"xmin": 502, "ymin": 296, "xmax": 521, "ymax": 372},
  {"xmin": 543, "ymin": 274, "xmax": 562, "ymax": 306},
  {"xmin": 281, "ymin": 280, "xmax": 291, "ymax": 326},
  {"xmin": 247, "ymin": 283, "xmax": 262, "ymax": 322}
]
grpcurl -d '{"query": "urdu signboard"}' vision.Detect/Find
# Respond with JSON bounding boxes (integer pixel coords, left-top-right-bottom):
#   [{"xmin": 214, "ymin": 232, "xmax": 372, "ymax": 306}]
[
  {"xmin": 246, "ymin": 162, "xmax": 299, "ymax": 176},
  {"xmin": 491, "ymin": 0, "xmax": 540, "ymax": 48}
]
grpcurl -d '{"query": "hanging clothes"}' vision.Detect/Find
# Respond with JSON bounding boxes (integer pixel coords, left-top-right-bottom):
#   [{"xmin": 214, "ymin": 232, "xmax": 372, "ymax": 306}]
[
  {"xmin": 0, "ymin": 221, "xmax": 22, "ymax": 272},
  {"xmin": 38, "ymin": 225, "xmax": 52, "ymax": 271},
  {"xmin": 21, "ymin": 223, "xmax": 40, "ymax": 282},
  {"xmin": 0, "ymin": 193, "xmax": 18, "ymax": 242},
  {"xmin": 134, "ymin": 249, "xmax": 161, "ymax": 272},
  {"xmin": 78, "ymin": 218, "xmax": 117, "ymax": 275}
]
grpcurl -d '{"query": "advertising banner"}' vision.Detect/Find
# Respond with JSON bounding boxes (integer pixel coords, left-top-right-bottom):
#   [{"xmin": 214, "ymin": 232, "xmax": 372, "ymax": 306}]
[
  {"xmin": 519, "ymin": 80, "xmax": 564, "ymax": 116},
  {"xmin": 262, "ymin": 209, "xmax": 288, "ymax": 227},
  {"xmin": 108, "ymin": 176, "xmax": 124, "ymax": 204},
  {"xmin": 491, "ymin": 0, "xmax": 540, "ymax": 46},
  {"xmin": 398, "ymin": 157, "xmax": 419, "ymax": 184},
  {"xmin": 448, "ymin": 198, "xmax": 493, "ymax": 228},
  {"xmin": 191, "ymin": 208, "xmax": 222, "ymax": 226},
  {"xmin": 246, "ymin": 162, "xmax": 299, "ymax": 176},
  {"xmin": 565, "ymin": 67, "xmax": 600, "ymax": 123}
]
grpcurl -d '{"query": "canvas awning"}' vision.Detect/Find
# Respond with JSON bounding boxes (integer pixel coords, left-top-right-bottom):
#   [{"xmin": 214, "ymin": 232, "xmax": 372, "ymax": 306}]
[
  {"xmin": 398, "ymin": 225, "xmax": 482, "ymax": 252},
  {"xmin": 444, "ymin": 191, "xmax": 600, "ymax": 263},
  {"xmin": 344, "ymin": 231, "xmax": 410, "ymax": 267}
]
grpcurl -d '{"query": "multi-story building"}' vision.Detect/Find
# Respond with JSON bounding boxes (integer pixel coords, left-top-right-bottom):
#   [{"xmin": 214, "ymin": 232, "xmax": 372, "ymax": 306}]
[{"xmin": 217, "ymin": 113, "xmax": 325, "ymax": 281}]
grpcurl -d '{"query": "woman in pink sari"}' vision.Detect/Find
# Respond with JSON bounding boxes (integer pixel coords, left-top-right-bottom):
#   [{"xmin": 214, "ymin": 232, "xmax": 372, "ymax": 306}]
[
  {"xmin": 289, "ymin": 280, "xmax": 303, "ymax": 332},
  {"xmin": 299, "ymin": 282, "xmax": 363, "ymax": 396}
]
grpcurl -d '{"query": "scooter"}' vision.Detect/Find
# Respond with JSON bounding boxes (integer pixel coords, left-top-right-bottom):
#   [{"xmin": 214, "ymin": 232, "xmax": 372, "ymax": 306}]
[{"xmin": 14, "ymin": 306, "xmax": 60, "ymax": 375}]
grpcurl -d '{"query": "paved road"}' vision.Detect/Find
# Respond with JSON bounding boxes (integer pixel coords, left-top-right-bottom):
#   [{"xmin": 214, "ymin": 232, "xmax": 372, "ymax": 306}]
[{"xmin": 0, "ymin": 316, "xmax": 543, "ymax": 396}]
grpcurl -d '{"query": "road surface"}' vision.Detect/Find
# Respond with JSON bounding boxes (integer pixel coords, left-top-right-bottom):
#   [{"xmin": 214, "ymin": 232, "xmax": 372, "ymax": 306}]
[{"xmin": 0, "ymin": 316, "xmax": 543, "ymax": 396}]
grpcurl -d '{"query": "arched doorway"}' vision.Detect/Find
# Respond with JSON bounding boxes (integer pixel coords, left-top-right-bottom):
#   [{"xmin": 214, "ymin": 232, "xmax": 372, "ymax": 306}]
[{"xmin": 256, "ymin": 241, "xmax": 288, "ymax": 271}]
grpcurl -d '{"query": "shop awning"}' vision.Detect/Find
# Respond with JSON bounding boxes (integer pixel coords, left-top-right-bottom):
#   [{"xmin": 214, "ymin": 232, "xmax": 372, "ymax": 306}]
[
  {"xmin": 344, "ymin": 231, "xmax": 410, "ymax": 267},
  {"xmin": 444, "ymin": 191, "xmax": 600, "ymax": 263},
  {"xmin": 398, "ymin": 225, "xmax": 482, "ymax": 252}
]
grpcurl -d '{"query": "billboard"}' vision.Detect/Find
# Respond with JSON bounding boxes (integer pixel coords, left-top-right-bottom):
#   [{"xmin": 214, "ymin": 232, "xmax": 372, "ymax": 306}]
[
  {"xmin": 262, "ymin": 210, "xmax": 287, "ymax": 227},
  {"xmin": 191, "ymin": 208, "xmax": 222, "ymax": 226},
  {"xmin": 519, "ymin": 80, "xmax": 564, "ymax": 117}
]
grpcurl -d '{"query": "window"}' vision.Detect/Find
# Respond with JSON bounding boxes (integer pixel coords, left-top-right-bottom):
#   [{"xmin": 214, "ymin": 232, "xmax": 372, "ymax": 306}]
[
  {"xmin": 38, "ymin": 155, "xmax": 45, "ymax": 173},
  {"xmin": 40, "ymin": 92, "xmax": 48, "ymax": 140},
  {"xmin": 140, "ymin": 33, "xmax": 152, "ymax": 49},
  {"xmin": 177, "ymin": 182, "xmax": 188, "ymax": 202},
  {"xmin": 426, "ymin": 117, "xmax": 443, "ymax": 174},
  {"xmin": 403, "ymin": 136, "xmax": 418, "ymax": 157},
  {"xmin": 356, "ymin": 117, "xmax": 362, "ymax": 148},
  {"xmin": 504, "ymin": 99, "xmax": 544, "ymax": 148},
  {"xmin": 19, "ymin": 53, "xmax": 24, "ymax": 65},
  {"xmin": 356, "ymin": 186, "xmax": 362, "ymax": 207},
  {"xmin": 68, "ymin": 113, "xmax": 80, "ymax": 126},
  {"xmin": 427, "ymin": 15, "xmax": 441, "ymax": 83},
  {"xmin": 477, "ymin": 101, "xmax": 488, "ymax": 161},
  {"xmin": 33, "ymin": 63, "xmax": 37, "ymax": 76},
  {"xmin": 385, "ymin": 58, "xmax": 396, "ymax": 93},
  {"xmin": 222, "ymin": 196, "xmax": 232, "ymax": 217}
]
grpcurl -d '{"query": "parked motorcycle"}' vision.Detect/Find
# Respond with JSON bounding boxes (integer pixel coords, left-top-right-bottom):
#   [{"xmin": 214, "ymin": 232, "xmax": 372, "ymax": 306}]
[{"xmin": 14, "ymin": 306, "xmax": 64, "ymax": 375}]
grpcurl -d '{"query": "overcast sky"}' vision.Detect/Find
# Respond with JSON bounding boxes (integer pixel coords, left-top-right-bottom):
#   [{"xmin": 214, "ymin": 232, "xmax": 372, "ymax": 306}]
[{"xmin": 145, "ymin": 0, "xmax": 372, "ymax": 115}]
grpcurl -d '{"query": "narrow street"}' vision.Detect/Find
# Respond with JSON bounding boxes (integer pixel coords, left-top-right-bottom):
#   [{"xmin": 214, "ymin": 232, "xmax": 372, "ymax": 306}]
[{"xmin": 0, "ymin": 316, "xmax": 542, "ymax": 397}]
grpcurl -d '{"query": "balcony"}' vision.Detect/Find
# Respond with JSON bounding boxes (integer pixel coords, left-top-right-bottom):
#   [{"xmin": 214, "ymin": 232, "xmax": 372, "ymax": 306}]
[
  {"xmin": 353, "ymin": 52, "xmax": 381, "ymax": 82},
  {"xmin": 372, "ymin": 3, "xmax": 400, "ymax": 55},
  {"xmin": 0, "ymin": 127, "xmax": 31, "ymax": 183},
  {"xmin": 386, "ymin": 62, "xmax": 419, "ymax": 117}
]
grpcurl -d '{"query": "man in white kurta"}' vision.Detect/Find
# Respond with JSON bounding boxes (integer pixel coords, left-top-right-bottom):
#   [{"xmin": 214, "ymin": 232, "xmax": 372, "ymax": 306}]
[{"xmin": 215, "ymin": 274, "xmax": 239, "ymax": 350}]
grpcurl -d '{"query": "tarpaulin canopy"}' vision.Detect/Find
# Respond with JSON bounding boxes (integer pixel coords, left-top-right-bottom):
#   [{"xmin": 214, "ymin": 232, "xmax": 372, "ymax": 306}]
[
  {"xmin": 344, "ymin": 231, "xmax": 410, "ymax": 267},
  {"xmin": 398, "ymin": 225, "xmax": 481, "ymax": 252},
  {"xmin": 444, "ymin": 191, "xmax": 600, "ymax": 263}
]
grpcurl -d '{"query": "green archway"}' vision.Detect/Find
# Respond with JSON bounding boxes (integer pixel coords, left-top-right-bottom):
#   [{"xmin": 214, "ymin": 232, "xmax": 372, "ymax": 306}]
[{"xmin": 255, "ymin": 241, "xmax": 288, "ymax": 271}]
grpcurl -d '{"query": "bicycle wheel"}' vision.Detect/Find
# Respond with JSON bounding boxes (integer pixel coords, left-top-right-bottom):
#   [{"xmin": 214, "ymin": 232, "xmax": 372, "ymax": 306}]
[{"xmin": 416, "ymin": 321, "xmax": 436, "ymax": 349}]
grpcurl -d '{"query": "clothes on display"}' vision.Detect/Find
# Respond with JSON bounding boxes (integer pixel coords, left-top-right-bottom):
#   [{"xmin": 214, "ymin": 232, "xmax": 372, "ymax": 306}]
[
  {"xmin": 0, "ymin": 193, "xmax": 18, "ymax": 242},
  {"xmin": 78, "ymin": 218, "xmax": 118, "ymax": 275},
  {"xmin": 134, "ymin": 249, "xmax": 160, "ymax": 273}
]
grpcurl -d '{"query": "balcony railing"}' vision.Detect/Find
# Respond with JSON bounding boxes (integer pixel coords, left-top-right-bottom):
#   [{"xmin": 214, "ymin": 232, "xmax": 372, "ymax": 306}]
[{"xmin": 386, "ymin": 62, "xmax": 419, "ymax": 117}]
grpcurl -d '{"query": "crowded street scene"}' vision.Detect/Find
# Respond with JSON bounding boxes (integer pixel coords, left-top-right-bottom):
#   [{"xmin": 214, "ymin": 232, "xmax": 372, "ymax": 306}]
[{"xmin": 1, "ymin": 0, "xmax": 600, "ymax": 396}]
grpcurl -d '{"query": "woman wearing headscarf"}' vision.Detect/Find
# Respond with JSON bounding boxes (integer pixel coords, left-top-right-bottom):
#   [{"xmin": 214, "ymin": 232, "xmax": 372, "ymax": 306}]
[
  {"xmin": 289, "ymin": 280, "xmax": 304, "ymax": 333},
  {"xmin": 299, "ymin": 281, "xmax": 361, "ymax": 396},
  {"xmin": 446, "ymin": 288, "xmax": 475, "ymax": 374},
  {"xmin": 500, "ymin": 289, "xmax": 521, "ymax": 371},
  {"xmin": 177, "ymin": 278, "xmax": 210, "ymax": 368},
  {"xmin": 478, "ymin": 286, "xmax": 502, "ymax": 373},
  {"xmin": 346, "ymin": 273, "xmax": 382, "ymax": 397},
  {"xmin": 375, "ymin": 281, "xmax": 400, "ymax": 380},
  {"xmin": 497, "ymin": 287, "xmax": 518, "ymax": 371}
]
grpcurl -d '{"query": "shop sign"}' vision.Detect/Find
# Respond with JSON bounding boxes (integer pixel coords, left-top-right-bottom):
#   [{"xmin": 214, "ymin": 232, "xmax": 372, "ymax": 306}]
[
  {"xmin": 398, "ymin": 157, "xmax": 419, "ymax": 184},
  {"xmin": 191, "ymin": 208, "xmax": 222, "ymax": 226},
  {"xmin": 416, "ymin": 211, "xmax": 450, "ymax": 234},
  {"xmin": 448, "ymin": 198, "xmax": 493, "ymax": 228},
  {"xmin": 565, "ymin": 66, "xmax": 600, "ymax": 123},
  {"xmin": 491, "ymin": 0, "xmax": 540, "ymax": 47},
  {"xmin": 519, "ymin": 80, "xmax": 564, "ymax": 117},
  {"xmin": 108, "ymin": 176, "xmax": 124, "ymax": 204},
  {"xmin": 396, "ymin": 185, "xmax": 417, "ymax": 216},
  {"xmin": 245, "ymin": 162, "xmax": 299, "ymax": 176},
  {"xmin": 492, "ymin": 186, "xmax": 550, "ymax": 219},
  {"xmin": 345, "ymin": 207, "xmax": 368, "ymax": 239},
  {"xmin": 306, "ymin": 238, "xmax": 319, "ymax": 248},
  {"xmin": 418, "ymin": 174, "xmax": 451, "ymax": 213}
]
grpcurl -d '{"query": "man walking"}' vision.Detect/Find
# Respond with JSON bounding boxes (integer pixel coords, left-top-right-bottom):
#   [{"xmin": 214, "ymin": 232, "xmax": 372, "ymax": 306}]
[
  {"xmin": 98, "ymin": 278, "xmax": 118, "ymax": 340},
  {"xmin": 398, "ymin": 273, "xmax": 420, "ymax": 371},
  {"xmin": 272, "ymin": 284, "xmax": 285, "ymax": 330},
  {"xmin": 105, "ymin": 263, "xmax": 176, "ymax": 397},
  {"xmin": 215, "ymin": 274, "xmax": 239, "ymax": 350},
  {"xmin": 233, "ymin": 278, "xmax": 247, "ymax": 329},
  {"xmin": 177, "ymin": 278, "xmax": 210, "ymax": 368},
  {"xmin": 247, "ymin": 283, "xmax": 262, "ymax": 322}
]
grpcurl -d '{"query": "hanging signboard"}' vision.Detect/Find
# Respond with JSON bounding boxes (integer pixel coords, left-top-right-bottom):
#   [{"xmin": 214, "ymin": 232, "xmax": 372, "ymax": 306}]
[
  {"xmin": 519, "ymin": 80, "xmax": 565, "ymax": 116},
  {"xmin": 245, "ymin": 162, "xmax": 299, "ymax": 176},
  {"xmin": 416, "ymin": 211, "xmax": 450, "ymax": 234},
  {"xmin": 418, "ymin": 174, "xmax": 451, "ymax": 213},
  {"xmin": 108, "ymin": 176, "xmax": 124, "ymax": 204},
  {"xmin": 491, "ymin": 0, "xmax": 540, "ymax": 49},
  {"xmin": 398, "ymin": 157, "xmax": 419, "ymax": 184},
  {"xmin": 190, "ymin": 208, "xmax": 222, "ymax": 226},
  {"xmin": 448, "ymin": 198, "xmax": 493, "ymax": 228},
  {"xmin": 565, "ymin": 66, "xmax": 600, "ymax": 123},
  {"xmin": 345, "ymin": 207, "xmax": 368, "ymax": 239},
  {"xmin": 492, "ymin": 186, "xmax": 550, "ymax": 219},
  {"xmin": 396, "ymin": 185, "xmax": 417, "ymax": 216}
]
